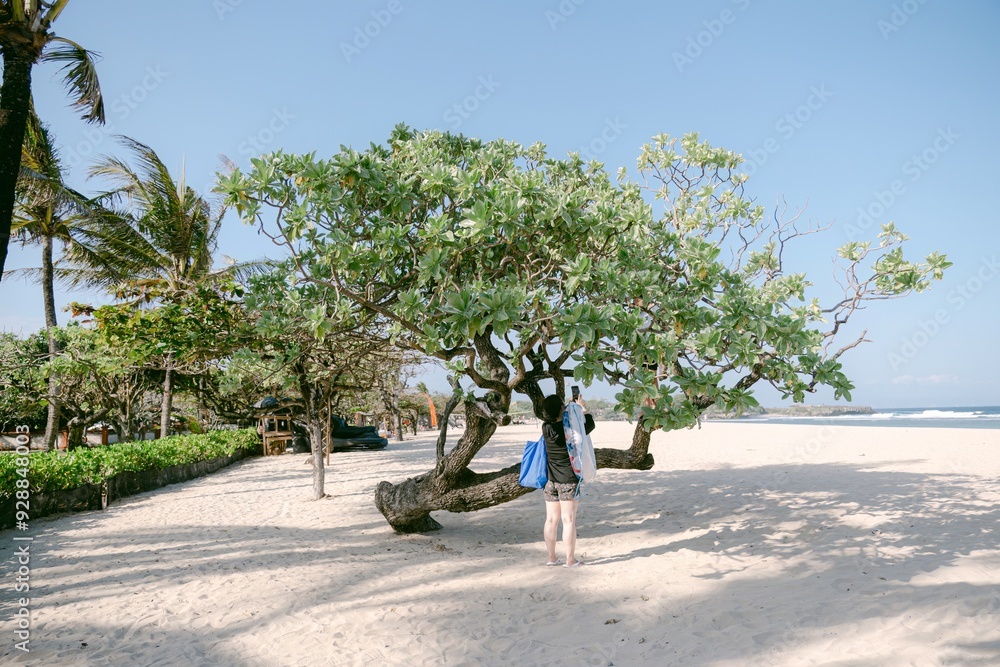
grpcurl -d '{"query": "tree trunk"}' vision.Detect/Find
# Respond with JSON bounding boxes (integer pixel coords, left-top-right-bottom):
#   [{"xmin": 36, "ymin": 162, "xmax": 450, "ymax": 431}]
[
  {"xmin": 375, "ymin": 411, "xmax": 499, "ymax": 532},
  {"xmin": 68, "ymin": 423, "xmax": 85, "ymax": 449},
  {"xmin": 310, "ymin": 419, "xmax": 325, "ymax": 500},
  {"xmin": 125, "ymin": 420, "xmax": 143, "ymax": 443},
  {"xmin": 596, "ymin": 423, "xmax": 655, "ymax": 471},
  {"xmin": 0, "ymin": 47, "xmax": 36, "ymax": 281},
  {"xmin": 160, "ymin": 355, "xmax": 173, "ymax": 438},
  {"xmin": 374, "ymin": 416, "xmax": 655, "ymax": 533},
  {"xmin": 296, "ymin": 368, "xmax": 327, "ymax": 500},
  {"xmin": 393, "ymin": 387, "xmax": 403, "ymax": 442},
  {"xmin": 111, "ymin": 400, "xmax": 144, "ymax": 443},
  {"xmin": 435, "ymin": 378, "xmax": 463, "ymax": 462},
  {"xmin": 61, "ymin": 416, "xmax": 86, "ymax": 450},
  {"xmin": 41, "ymin": 235, "xmax": 62, "ymax": 451}
]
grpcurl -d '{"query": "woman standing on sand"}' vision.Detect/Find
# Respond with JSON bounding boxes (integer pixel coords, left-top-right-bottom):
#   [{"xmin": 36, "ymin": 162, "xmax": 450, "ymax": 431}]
[{"xmin": 541, "ymin": 392, "xmax": 595, "ymax": 568}]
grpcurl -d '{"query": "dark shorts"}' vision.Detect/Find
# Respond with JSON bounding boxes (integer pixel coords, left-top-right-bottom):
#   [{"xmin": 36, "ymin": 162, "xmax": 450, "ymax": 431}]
[{"xmin": 543, "ymin": 480, "xmax": 579, "ymax": 502}]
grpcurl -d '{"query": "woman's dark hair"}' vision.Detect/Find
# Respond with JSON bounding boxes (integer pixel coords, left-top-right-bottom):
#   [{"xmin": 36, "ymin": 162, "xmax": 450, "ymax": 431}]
[{"xmin": 541, "ymin": 394, "xmax": 564, "ymax": 422}]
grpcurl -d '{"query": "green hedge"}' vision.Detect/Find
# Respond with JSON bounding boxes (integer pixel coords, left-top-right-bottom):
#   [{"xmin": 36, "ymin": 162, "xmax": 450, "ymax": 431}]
[{"xmin": 0, "ymin": 429, "xmax": 258, "ymax": 501}]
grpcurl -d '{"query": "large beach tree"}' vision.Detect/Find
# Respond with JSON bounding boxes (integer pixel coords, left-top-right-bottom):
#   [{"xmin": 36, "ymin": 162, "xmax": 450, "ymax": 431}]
[
  {"xmin": 220, "ymin": 127, "xmax": 949, "ymax": 533},
  {"xmin": 0, "ymin": 0, "xmax": 104, "ymax": 280}
]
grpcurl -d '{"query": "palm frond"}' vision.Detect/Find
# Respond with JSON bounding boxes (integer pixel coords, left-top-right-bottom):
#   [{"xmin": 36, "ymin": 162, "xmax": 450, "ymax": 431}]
[
  {"xmin": 90, "ymin": 136, "xmax": 183, "ymax": 221},
  {"xmin": 15, "ymin": 166, "xmax": 93, "ymax": 219},
  {"xmin": 21, "ymin": 101, "xmax": 53, "ymax": 168},
  {"xmin": 60, "ymin": 207, "xmax": 165, "ymax": 288},
  {"xmin": 212, "ymin": 257, "xmax": 276, "ymax": 286},
  {"xmin": 73, "ymin": 135, "xmax": 231, "ymax": 299},
  {"xmin": 8, "ymin": 1, "xmax": 26, "ymax": 22},
  {"xmin": 40, "ymin": 36, "xmax": 105, "ymax": 124},
  {"xmin": 41, "ymin": 0, "xmax": 72, "ymax": 28},
  {"xmin": 1, "ymin": 266, "xmax": 44, "ymax": 283},
  {"xmin": 47, "ymin": 263, "xmax": 129, "ymax": 292},
  {"xmin": 16, "ymin": 113, "xmax": 121, "ymax": 243},
  {"xmin": 51, "ymin": 252, "xmax": 133, "ymax": 291}
]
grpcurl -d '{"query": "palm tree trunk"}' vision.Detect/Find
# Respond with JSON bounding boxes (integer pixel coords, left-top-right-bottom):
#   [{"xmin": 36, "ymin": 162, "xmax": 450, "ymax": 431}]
[
  {"xmin": 0, "ymin": 48, "xmax": 35, "ymax": 281},
  {"xmin": 41, "ymin": 234, "xmax": 62, "ymax": 451},
  {"xmin": 160, "ymin": 354, "xmax": 173, "ymax": 438}
]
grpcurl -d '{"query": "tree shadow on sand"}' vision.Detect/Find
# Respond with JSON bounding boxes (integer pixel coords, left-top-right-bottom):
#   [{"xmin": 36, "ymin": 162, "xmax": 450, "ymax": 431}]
[{"xmin": 3, "ymin": 457, "xmax": 999, "ymax": 665}]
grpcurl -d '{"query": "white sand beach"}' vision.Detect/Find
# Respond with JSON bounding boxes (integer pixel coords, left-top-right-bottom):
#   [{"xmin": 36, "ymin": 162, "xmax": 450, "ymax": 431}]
[{"xmin": 3, "ymin": 422, "xmax": 1000, "ymax": 666}]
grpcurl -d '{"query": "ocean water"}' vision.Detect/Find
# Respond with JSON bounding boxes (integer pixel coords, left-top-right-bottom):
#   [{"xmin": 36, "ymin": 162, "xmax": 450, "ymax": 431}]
[{"xmin": 730, "ymin": 406, "xmax": 1000, "ymax": 429}]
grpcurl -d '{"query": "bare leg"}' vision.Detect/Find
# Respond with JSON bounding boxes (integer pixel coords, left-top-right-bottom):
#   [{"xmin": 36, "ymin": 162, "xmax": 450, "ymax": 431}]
[
  {"xmin": 560, "ymin": 499, "xmax": 580, "ymax": 565},
  {"xmin": 544, "ymin": 500, "xmax": 560, "ymax": 563}
]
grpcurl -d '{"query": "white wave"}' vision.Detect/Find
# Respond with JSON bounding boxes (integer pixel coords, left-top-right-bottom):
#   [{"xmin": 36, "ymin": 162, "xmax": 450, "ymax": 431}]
[
  {"xmin": 816, "ymin": 413, "xmax": 894, "ymax": 420},
  {"xmin": 908, "ymin": 409, "xmax": 983, "ymax": 419},
  {"xmin": 756, "ymin": 413, "xmax": 890, "ymax": 421},
  {"xmin": 731, "ymin": 408, "xmax": 996, "ymax": 422}
]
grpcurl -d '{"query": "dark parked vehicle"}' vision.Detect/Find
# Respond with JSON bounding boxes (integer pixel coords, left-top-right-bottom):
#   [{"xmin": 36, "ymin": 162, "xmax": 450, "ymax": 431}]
[
  {"xmin": 289, "ymin": 415, "xmax": 389, "ymax": 453},
  {"xmin": 328, "ymin": 415, "xmax": 389, "ymax": 451}
]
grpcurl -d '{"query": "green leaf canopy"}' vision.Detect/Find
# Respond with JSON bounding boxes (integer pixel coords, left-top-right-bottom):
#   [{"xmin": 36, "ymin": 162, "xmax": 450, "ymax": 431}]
[{"xmin": 220, "ymin": 126, "xmax": 948, "ymax": 431}]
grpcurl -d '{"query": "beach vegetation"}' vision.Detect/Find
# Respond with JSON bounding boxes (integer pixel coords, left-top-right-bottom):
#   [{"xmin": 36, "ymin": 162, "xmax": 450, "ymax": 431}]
[
  {"xmin": 43, "ymin": 322, "xmax": 159, "ymax": 446},
  {"xmin": 11, "ymin": 112, "xmax": 120, "ymax": 449},
  {"xmin": 201, "ymin": 127, "xmax": 953, "ymax": 530},
  {"xmin": 0, "ymin": 428, "xmax": 258, "ymax": 500},
  {"xmin": 236, "ymin": 270, "xmax": 405, "ymax": 499},
  {"xmin": 0, "ymin": 331, "xmax": 47, "ymax": 432}
]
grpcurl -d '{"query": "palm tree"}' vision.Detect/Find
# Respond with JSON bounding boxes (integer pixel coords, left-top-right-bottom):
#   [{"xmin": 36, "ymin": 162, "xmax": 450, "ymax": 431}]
[
  {"xmin": 0, "ymin": 0, "xmax": 104, "ymax": 281},
  {"xmin": 12, "ymin": 108, "xmax": 109, "ymax": 449},
  {"xmin": 65, "ymin": 137, "xmax": 261, "ymax": 438}
]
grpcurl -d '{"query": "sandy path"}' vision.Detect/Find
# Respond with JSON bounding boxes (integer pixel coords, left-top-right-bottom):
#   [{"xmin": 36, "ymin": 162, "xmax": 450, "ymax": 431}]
[{"xmin": 2, "ymin": 422, "xmax": 1000, "ymax": 666}]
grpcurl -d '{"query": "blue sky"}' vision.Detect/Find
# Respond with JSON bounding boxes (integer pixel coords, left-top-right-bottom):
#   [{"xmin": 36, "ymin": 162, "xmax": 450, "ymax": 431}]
[{"xmin": 2, "ymin": 1, "xmax": 998, "ymax": 409}]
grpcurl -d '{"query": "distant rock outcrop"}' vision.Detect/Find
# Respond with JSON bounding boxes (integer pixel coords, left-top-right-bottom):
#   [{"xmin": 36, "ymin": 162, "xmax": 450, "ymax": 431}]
[{"xmin": 704, "ymin": 404, "xmax": 875, "ymax": 419}]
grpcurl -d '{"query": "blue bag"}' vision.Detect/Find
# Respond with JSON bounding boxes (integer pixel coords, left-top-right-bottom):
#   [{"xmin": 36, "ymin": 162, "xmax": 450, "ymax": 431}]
[{"xmin": 518, "ymin": 435, "xmax": 548, "ymax": 489}]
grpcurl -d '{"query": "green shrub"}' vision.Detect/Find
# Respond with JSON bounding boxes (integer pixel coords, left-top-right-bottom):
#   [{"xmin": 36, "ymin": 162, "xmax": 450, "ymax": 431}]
[{"xmin": 0, "ymin": 429, "xmax": 258, "ymax": 500}]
